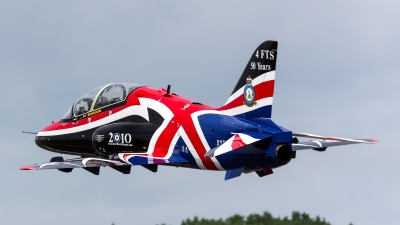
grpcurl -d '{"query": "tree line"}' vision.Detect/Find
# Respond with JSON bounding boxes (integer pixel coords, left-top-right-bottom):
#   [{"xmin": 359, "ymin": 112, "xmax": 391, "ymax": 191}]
[{"xmin": 153, "ymin": 211, "xmax": 354, "ymax": 225}]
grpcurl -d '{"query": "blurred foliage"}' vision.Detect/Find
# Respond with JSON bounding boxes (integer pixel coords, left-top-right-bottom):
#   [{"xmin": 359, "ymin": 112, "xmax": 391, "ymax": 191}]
[{"xmin": 179, "ymin": 211, "xmax": 347, "ymax": 225}]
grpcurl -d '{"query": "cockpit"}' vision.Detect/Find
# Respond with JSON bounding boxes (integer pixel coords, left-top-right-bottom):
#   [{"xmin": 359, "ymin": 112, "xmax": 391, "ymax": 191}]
[{"xmin": 62, "ymin": 83, "xmax": 141, "ymax": 120}]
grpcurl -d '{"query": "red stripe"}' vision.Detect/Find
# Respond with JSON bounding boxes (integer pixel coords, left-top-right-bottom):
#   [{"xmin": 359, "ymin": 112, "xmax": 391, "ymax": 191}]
[{"xmin": 153, "ymin": 122, "xmax": 179, "ymax": 157}]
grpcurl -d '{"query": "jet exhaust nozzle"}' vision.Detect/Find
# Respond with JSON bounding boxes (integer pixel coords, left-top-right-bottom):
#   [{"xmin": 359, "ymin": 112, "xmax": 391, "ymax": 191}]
[{"xmin": 275, "ymin": 144, "xmax": 292, "ymax": 165}]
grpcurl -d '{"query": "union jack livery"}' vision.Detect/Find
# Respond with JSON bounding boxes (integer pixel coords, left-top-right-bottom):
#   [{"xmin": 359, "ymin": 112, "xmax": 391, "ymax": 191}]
[{"xmin": 21, "ymin": 41, "xmax": 378, "ymax": 180}]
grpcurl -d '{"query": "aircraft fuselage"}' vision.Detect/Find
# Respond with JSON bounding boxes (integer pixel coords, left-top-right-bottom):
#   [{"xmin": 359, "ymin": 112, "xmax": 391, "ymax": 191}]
[{"xmin": 36, "ymin": 86, "xmax": 293, "ymax": 172}]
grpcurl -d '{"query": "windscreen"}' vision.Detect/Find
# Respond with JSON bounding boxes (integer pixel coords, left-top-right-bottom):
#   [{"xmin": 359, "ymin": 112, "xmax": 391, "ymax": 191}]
[
  {"xmin": 61, "ymin": 83, "xmax": 141, "ymax": 120},
  {"xmin": 62, "ymin": 107, "xmax": 73, "ymax": 120},
  {"xmin": 73, "ymin": 85, "xmax": 103, "ymax": 117}
]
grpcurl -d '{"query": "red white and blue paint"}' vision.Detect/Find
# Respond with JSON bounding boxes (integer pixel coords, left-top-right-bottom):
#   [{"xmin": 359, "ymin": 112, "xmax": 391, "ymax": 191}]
[{"xmin": 20, "ymin": 41, "xmax": 378, "ymax": 180}]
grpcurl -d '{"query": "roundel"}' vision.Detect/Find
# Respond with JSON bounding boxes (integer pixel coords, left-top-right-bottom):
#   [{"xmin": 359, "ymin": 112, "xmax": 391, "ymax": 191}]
[
  {"xmin": 244, "ymin": 85, "xmax": 255, "ymax": 106},
  {"xmin": 113, "ymin": 133, "xmax": 121, "ymax": 143}
]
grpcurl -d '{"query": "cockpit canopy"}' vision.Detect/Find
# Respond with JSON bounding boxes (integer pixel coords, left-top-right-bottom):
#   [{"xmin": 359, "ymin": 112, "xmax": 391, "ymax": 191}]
[{"xmin": 62, "ymin": 83, "xmax": 141, "ymax": 120}]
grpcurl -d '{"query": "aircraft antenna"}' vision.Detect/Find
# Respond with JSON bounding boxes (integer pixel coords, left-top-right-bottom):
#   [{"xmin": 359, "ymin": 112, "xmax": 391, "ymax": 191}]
[
  {"xmin": 22, "ymin": 131, "xmax": 38, "ymax": 134},
  {"xmin": 166, "ymin": 84, "xmax": 171, "ymax": 94}
]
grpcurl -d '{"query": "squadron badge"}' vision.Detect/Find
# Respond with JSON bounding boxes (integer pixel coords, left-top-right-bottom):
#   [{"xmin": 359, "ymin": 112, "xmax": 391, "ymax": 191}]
[{"xmin": 243, "ymin": 76, "xmax": 257, "ymax": 107}]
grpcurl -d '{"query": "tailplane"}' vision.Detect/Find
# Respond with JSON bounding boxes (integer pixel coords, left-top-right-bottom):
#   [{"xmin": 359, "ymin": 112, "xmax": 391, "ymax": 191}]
[{"xmin": 219, "ymin": 41, "xmax": 278, "ymax": 119}]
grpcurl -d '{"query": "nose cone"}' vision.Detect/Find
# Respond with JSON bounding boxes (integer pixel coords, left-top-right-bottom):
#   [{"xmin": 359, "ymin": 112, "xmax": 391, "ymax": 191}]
[
  {"xmin": 35, "ymin": 135, "xmax": 53, "ymax": 151},
  {"xmin": 35, "ymin": 135, "xmax": 41, "ymax": 147}
]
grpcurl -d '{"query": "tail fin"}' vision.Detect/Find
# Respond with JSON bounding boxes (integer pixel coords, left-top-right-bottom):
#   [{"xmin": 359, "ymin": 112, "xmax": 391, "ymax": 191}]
[{"xmin": 219, "ymin": 40, "xmax": 278, "ymax": 119}]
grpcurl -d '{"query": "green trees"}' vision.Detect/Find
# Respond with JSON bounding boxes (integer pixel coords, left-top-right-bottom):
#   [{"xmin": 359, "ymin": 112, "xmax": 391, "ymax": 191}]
[{"xmin": 180, "ymin": 211, "xmax": 333, "ymax": 225}]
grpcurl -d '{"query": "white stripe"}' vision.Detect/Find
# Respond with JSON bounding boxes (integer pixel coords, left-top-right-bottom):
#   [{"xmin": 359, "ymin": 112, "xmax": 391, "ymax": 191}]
[
  {"xmin": 224, "ymin": 71, "xmax": 275, "ymax": 105},
  {"xmin": 238, "ymin": 133, "xmax": 260, "ymax": 144},
  {"xmin": 313, "ymin": 141, "xmax": 322, "ymax": 148},
  {"xmin": 210, "ymin": 155, "xmax": 224, "ymax": 170},
  {"xmin": 37, "ymin": 105, "xmax": 149, "ymax": 136},
  {"xmin": 214, "ymin": 135, "xmax": 235, "ymax": 157},
  {"xmin": 191, "ymin": 110, "xmax": 225, "ymax": 170},
  {"xmin": 81, "ymin": 158, "xmax": 124, "ymax": 167},
  {"xmin": 138, "ymin": 98, "xmax": 174, "ymax": 154}
]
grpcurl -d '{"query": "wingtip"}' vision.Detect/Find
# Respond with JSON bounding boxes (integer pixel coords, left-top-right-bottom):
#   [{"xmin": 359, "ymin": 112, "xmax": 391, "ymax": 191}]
[
  {"xmin": 20, "ymin": 166, "xmax": 37, "ymax": 170},
  {"xmin": 364, "ymin": 138, "xmax": 379, "ymax": 143}
]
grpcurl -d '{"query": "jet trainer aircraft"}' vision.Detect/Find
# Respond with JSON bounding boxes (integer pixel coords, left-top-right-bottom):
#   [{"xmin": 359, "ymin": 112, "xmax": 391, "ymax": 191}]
[{"xmin": 21, "ymin": 41, "xmax": 378, "ymax": 180}]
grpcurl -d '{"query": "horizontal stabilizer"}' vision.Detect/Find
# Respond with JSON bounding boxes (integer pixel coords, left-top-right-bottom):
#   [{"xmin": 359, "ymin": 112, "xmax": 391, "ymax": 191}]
[
  {"xmin": 293, "ymin": 139, "xmax": 377, "ymax": 151},
  {"xmin": 293, "ymin": 132, "xmax": 378, "ymax": 144}
]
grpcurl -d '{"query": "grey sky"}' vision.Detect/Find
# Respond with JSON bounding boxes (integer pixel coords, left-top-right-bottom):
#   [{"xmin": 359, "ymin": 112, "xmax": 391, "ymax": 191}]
[{"xmin": 0, "ymin": 1, "xmax": 399, "ymax": 224}]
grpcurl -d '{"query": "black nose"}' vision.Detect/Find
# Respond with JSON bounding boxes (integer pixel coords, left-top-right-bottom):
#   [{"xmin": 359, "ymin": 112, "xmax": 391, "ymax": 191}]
[
  {"xmin": 35, "ymin": 135, "xmax": 51, "ymax": 151},
  {"xmin": 35, "ymin": 135, "xmax": 69, "ymax": 154},
  {"xmin": 34, "ymin": 134, "xmax": 97, "ymax": 156}
]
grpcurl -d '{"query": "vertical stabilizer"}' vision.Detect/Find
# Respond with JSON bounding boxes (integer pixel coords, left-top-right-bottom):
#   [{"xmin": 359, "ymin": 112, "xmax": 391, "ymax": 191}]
[{"xmin": 219, "ymin": 41, "xmax": 278, "ymax": 119}]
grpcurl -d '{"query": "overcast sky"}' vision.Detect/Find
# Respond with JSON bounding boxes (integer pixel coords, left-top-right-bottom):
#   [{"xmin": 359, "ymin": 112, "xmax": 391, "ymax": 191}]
[{"xmin": 1, "ymin": 1, "xmax": 399, "ymax": 225}]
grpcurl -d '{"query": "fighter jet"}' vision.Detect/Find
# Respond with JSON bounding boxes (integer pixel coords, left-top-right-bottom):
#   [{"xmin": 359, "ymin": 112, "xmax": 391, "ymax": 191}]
[{"xmin": 21, "ymin": 41, "xmax": 378, "ymax": 180}]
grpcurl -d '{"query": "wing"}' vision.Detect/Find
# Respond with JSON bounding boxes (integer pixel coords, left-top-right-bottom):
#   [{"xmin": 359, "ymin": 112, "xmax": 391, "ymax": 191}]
[
  {"xmin": 292, "ymin": 132, "xmax": 378, "ymax": 151},
  {"xmin": 20, "ymin": 157, "xmax": 129, "ymax": 170},
  {"xmin": 20, "ymin": 153, "xmax": 188, "ymax": 175}
]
